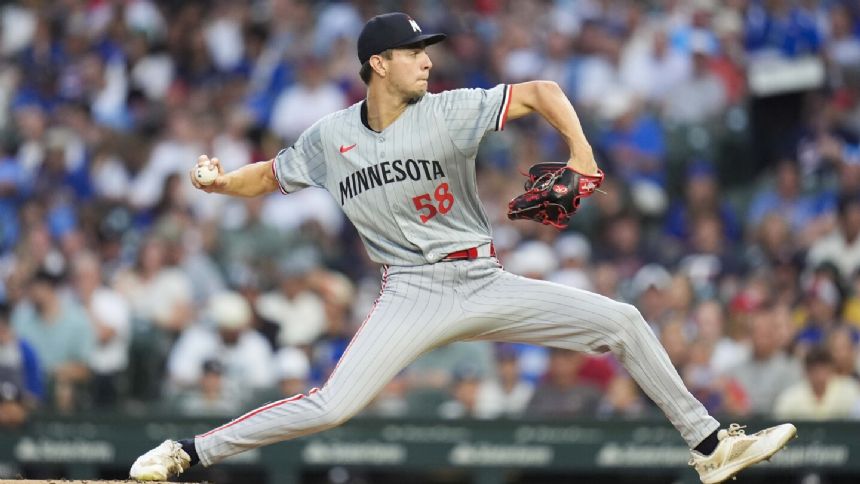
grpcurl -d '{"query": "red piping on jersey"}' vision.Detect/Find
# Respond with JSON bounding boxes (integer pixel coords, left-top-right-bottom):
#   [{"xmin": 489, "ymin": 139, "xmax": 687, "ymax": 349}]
[
  {"xmin": 198, "ymin": 387, "xmax": 320, "ymax": 438},
  {"xmin": 197, "ymin": 267, "xmax": 390, "ymax": 440},
  {"xmin": 271, "ymin": 159, "xmax": 288, "ymax": 194},
  {"xmin": 499, "ymin": 85, "xmax": 513, "ymax": 131}
]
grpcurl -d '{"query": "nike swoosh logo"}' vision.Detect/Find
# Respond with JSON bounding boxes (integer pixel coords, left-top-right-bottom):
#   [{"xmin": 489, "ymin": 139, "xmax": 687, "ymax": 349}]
[{"xmin": 340, "ymin": 144, "xmax": 357, "ymax": 153}]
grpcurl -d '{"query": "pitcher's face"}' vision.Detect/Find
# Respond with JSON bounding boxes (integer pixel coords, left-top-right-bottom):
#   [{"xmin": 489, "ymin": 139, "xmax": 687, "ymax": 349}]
[{"xmin": 385, "ymin": 46, "xmax": 433, "ymax": 99}]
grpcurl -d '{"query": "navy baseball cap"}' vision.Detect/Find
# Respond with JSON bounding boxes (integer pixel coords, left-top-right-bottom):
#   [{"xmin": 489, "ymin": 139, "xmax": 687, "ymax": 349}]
[{"xmin": 357, "ymin": 13, "xmax": 446, "ymax": 65}]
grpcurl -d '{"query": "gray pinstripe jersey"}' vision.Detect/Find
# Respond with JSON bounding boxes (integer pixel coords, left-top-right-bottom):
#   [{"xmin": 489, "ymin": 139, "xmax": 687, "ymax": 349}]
[
  {"xmin": 273, "ymin": 83, "xmax": 513, "ymax": 265},
  {"xmin": 195, "ymin": 88, "xmax": 722, "ymax": 470}
]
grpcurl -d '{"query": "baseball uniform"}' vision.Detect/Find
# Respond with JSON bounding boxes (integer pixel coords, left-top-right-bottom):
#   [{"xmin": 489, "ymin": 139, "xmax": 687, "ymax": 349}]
[{"xmin": 193, "ymin": 84, "xmax": 720, "ymax": 466}]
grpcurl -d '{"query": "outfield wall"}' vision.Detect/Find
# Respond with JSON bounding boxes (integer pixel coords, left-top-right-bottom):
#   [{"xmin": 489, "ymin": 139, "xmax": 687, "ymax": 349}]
[{"xmin": 1, "ymin": 415, "xmax": 856, "ymax": 484}]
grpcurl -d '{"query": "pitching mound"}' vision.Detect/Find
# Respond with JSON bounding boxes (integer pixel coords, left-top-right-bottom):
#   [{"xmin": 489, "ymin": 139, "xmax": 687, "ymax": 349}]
[{"xmin": 0, "ymin": 481, "xmax": 203, "ymax": 484}]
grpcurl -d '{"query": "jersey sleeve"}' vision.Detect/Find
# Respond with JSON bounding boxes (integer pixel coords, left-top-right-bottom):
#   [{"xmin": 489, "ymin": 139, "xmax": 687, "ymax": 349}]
[
  {"xmin": 436, "ymin": 84, "xmax": 512, "ymax": 154},
  {"xmin": 272, "ymin": 120, "xmax": 327, "ymax": 194}
]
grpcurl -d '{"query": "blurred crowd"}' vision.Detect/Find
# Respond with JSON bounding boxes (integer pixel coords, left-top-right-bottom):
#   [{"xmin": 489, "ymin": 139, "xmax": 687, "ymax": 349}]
[{"xmin": 2, "ymin": 0, "xmax": 860, "ymax": 429}]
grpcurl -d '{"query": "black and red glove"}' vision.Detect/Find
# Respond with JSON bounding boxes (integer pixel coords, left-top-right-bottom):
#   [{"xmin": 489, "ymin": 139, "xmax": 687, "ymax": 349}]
[{"xmin": 507, "ymin": 162, "xmax": 604, "ymax": 229}]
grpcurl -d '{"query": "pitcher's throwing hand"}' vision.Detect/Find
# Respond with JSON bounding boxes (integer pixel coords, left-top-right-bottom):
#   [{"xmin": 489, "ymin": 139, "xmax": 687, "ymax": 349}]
[{"xmin": 189, "ymin": 155, "xmax": 225, "ymax": 192}]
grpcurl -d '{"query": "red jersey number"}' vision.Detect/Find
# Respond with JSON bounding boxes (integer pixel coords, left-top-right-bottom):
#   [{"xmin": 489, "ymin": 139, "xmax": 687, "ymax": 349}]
[{"xmin": 412, "ymin": 182, "xmax": 455, "ymax": 223}]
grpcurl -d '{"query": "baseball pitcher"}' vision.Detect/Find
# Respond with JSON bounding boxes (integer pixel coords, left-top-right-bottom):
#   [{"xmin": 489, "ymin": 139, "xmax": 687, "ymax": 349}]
[{"xmin": 131, "ymin": 13, "xmax": 795, "ymax": 484}]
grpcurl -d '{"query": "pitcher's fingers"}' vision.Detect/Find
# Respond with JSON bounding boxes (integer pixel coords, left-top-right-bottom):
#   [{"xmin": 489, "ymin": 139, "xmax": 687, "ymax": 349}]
[
  {"xmin": 189, "ymin": 169, "xmax": 202, "ymax": 188},
  {"xmin": 197, "ymin": 154, "xmax": 211, "ymax": 167},
  {"xmin": 210, "ymin": 157, "xmax": 223, "ymax": 173}
]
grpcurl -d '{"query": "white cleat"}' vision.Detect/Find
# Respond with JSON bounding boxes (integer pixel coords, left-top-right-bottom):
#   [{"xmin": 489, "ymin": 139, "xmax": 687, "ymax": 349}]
[
  {"xmin": 689, "ymin": 423, "xmax": 797, "ymax": 484},
  {"xmin": 129, "ymin": 439, "xmax": 191, "ymax": 481}
]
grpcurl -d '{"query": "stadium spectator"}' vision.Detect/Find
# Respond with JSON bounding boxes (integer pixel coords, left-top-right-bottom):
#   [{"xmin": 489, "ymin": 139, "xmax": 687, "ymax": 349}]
[
  {"xmin": 662, "ymin": 31, "xmax": 727, "ymax": 124},
  {"xmin": 747, "ymin": 158, "xmax": 829, "ymax": 242},
  {"xmin": 596, "ymin": 91, "xmax": 667, "ymax": 216},
  {"xmin": 630, "ymin": 263, "xmax": 673, "ymax": 327},
  {"xmin": 694, "ymin": 300, "xmax": 749, "ymax": 376},
  {"xmin": 598, "ymin": 89, "xmax": 667, "ymax": 192},
  {"xmin": 727, "ymin": 307, "xmax": 803, "ymax": 416},
  {"xmin": 173, "ymin": 359, "xmax": 240, "ymax": 417},
  {"xmin": 663, "ymin": 160, "xmax": 742, "ymax": 246},
  {"xmin": 591, "ymin": 261, "xmax": 623, "ymax": 300},
  {"xmin": 504, "ymin": 240, "xmax": 558, "ymax": 279},
  {"xmin": 269, "ymin": 55, "xmax": 347, "ymax": 142},
  {"xmin": 621, "ymin": 28, "xmax": 691, "ymax": 105},
  {"xmin": 744, "ymin": 213, "xmax": 798, "ymax": 278},
  {"xmin": 661, "ymin": 319, "xmax": 691, "ymax": 371},
  {"xmin": 405, "ymin": 341, "xmax": 496, "ymax": 392},
  {"xmin": 307, "ymin": 269, "xmax": 356, "ymax": 343},
  {"xmin": 0, "ymin": 301, "xmax": 42, "ymax": 405},
  {"xmin": 72, "ymin": 251, "xmax": 131, "ymax": 408},
  {"xmin": 677, "ymin": 211, "xmax": 744, "ymax": 298},
  {"xmin": 526, "ymin": 348, "xmax": 604, "ymax": 418},
  {"xmin": 247, "ymin": 345, "xmax": 316, "ymax": 410},
  {"xmin": 597, "ymin": 374, "xmax": 649, "ymax": 419},
  {"xmin": 129, "ymin": 111, "xmax": 205, "ymax": 211},
  {"xmin": 683, "ymin": 338, "xmax": 724, "ymax": 414},
  {"xmin": 0, "ymin": 140, "xmax": 28, "ymax": 253},
  {"xmin": 575, "ymin": 22, "xmax": 629, "ymax": 110},
  {"xmin": 474, "ymin": 344, "xmax": 535, "ymax": 419},
  {"xmin": 793, "ymin": 266, "xmax": 854, "ymax": 357},
  {"xmin": 0, "ymin": 380, "xmax": 28, "ymax": 429},
  {"xmin": 113, "ymin": 236, "xmax": 194, "ymax": 334},
  {"xmin": 217, "ymin": 196, "xmax": 289, "ymax": 287},
  {"xmin": 438, "ymin": 365, "xmax": 484, "ymax": 419},
  {"xmin": 825, "ymin": 3, "xmax": 860, "ymax": 72},
  {"xmin": 368, "ymin": 374, "xmax": 410, "ymax": 418},
  {"xmin": 666, "ymin": 273, "xmax": 698, "ymax": 324},
  {"xmin": 828, "ymin": 326, "xmax": 860, "ymax": 380},
  {"xmin": 844, "ymin": 268, "xmax": 860, "ymax": 328},
  {"xmin": 159, "ymin": 225, "xmax": 225, "ymax": 306},
  {"xmin": 744, "ymin": 0, "xmax": 823, "ymax": 58},
  {"xmin": 595, "ymin": 209, "xmax": 652, "ymax": 280},
  {"xmin": 167, "ymin": 290, "xmax": 274, "ymax": 402},
  {"xmin": 548, "ymin": 233, "xmax": 594, "ymax": 291},
  {"xmin": 12, "ymin": 261, "xmax": 95, "ymax": 412},
  {"xmin": 774, "ymin": 346, "xmax": 860, "ymax": 419},
  {"xmin": 808, "ymin": 192, "xmax": 860, "ymax": 280},
  {"xmin": 274, "ymin": 346, "xmax": 312, "ymax": 399},
  {"xmin": 255, "ymin": 253, "xmax": 327, "ymax": 348}
]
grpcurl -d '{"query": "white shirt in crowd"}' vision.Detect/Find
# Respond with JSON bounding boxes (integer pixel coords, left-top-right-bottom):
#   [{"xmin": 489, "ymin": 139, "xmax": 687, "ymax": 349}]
[
  {"xmin": 87, "ymin": 287, "xmax": 132, "ymax": 374},
  {"xmin": 270, "ymin": 82, "xmax": 347, "ymax": 142},
  {"xmin": 774, "ymin": 376, "xmax": 860, "ymax": 420},
  {"xmin": 474, "ymin": 379, "xmax": 535, "ymax": 419},
  {"xmin": 256, "ymin": 289, "xmax": 327, "ymax": 347},
  {"xmin": 167, "ymin": 323, "xmax": 276, "ymax": 395},
  {"xmin": 807, "ymin": 228, "xmax": 860, "ymax": 281}
]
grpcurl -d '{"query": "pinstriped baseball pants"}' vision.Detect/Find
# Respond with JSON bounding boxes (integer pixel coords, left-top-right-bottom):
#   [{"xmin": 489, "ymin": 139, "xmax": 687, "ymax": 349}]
[{"xmin": 195, "ymin": 258, "xmax": 720, "ymax": 465}]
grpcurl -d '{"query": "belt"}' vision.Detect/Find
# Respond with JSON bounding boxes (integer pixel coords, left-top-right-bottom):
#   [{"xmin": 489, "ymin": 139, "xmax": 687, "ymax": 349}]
[{"xmin": 442, "ymin": 243, "xmax": 496, "ymax": 261}]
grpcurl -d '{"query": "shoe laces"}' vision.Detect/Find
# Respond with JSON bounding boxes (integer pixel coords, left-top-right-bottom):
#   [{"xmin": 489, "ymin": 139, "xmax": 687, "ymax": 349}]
[
  {"xmin": 688, "ymin": 424, "xmax": 748, "ymax": 467},
  {"xmin": 720, "ymin": 423, "xmax": 747, "ymax": 439},
  {"xmin": 169, "ymin": 442, "xmax": 188, "ymax": 474},
  {"xmin": 153, "ymin": 441, "xmax": 185, "ymax": 474}
]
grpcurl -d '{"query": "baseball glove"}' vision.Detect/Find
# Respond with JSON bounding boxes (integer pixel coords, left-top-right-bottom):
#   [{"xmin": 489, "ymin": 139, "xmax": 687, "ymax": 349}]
[{"xmin": 507, "ymin": 162, "xmax": 604, "ymax": 229}]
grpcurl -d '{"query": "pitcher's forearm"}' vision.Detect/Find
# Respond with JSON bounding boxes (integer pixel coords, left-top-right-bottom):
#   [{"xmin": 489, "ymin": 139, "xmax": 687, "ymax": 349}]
[
  {"xmin": 530, "ymin": 82, "xmax": 597, "ymax": 174},
  {"xmin": 221, "ymin": 159, "xmax": 280, "ymax": 197},
  {"xmin": 507, "ymin": 81, "xmax": 598, "ymax": 175}
]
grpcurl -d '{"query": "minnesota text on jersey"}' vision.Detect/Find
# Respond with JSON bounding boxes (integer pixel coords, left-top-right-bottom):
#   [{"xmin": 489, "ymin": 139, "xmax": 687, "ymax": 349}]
[{"xmin": 338, "ymin": 159, "xmax": 446, "ymax": 205}]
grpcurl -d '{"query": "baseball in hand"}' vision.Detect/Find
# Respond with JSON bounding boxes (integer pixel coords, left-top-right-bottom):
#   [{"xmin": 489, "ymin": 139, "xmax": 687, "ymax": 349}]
[{"xmin": 195, "ymin": 164, "xmax": 219, "ymax": 186}]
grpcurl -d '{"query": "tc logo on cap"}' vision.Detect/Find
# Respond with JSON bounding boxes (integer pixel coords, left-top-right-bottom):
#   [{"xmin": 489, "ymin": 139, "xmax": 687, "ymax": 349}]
[{"xmin": 408, "ymin": 18, "xmax": 421, "ymax": 32}]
